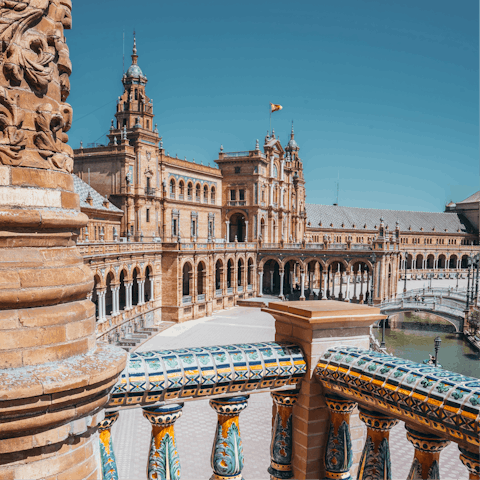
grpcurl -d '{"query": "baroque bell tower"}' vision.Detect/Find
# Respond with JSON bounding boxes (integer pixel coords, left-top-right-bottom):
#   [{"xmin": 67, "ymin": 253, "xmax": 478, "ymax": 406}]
[{"xmin": 115, "ymin": 34, "xmax": 154, "ymax": 132}]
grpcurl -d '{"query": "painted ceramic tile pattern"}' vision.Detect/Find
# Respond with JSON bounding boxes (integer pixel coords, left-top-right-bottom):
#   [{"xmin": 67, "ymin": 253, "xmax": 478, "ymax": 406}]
[
  {"xmin": 315, "ymin": 346, "xmax": 480, "ymax": 447},
  {"xmin": 109, "ymin": 342, "xmax": 306, "ymax": 408}
]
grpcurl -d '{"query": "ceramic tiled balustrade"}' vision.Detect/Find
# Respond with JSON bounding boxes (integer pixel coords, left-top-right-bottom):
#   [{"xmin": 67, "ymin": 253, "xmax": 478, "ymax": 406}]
[
  {"xmin": 108, "ymin": 341, "xmax": 306, "ymax": 408},
  {"xmin": 98, "ymin": 302, "xmax": 480, "ymax": 480}
]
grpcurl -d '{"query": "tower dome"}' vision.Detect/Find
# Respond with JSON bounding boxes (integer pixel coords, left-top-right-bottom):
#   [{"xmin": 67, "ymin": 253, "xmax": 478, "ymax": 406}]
[
  {"xmin": 285, "ymin": 122, "xmax": 299, "ymax": 152},
  {"xmin": 123, "ymin": 34, "xmax": 147, "ymax": 85}
]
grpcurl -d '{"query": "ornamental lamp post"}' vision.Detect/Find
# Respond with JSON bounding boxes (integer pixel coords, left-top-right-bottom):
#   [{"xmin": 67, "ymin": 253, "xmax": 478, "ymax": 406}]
[
  {"xmin": 473, "ymin": 253, "xmax": 479, "ymax": 307},
  {"xmin": 466, "ymin": 256, "xmax": 472, "ymax": 312},
  {"xmin": 434, "ymin": 336, "xmax": 442, "ymax": 367},
  {"xmin": 456, "ymin": 272, "xmax": 459, "ymax": 290},
  {"xmin": 380, "ymin": 317, "xmax": 387, "ymax": 349},
  {"xmin": 369, "ymin": 253, "xmax": 377, "ymax": 306}
]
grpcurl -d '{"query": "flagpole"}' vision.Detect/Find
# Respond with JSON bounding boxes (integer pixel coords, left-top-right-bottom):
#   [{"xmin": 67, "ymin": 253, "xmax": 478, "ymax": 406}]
[{"xmin": 269, "ymin": 106, "xmax": 271, "ymax": 136}]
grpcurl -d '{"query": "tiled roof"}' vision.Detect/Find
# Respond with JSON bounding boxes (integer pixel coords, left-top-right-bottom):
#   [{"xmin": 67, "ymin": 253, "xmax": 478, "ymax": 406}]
[
  {"xmin": 305, "ymin": 203, "xmax": 474, "ymax": 234},
  {"xmin": 456, "ymin": 191, "xmax": 480, "ymax": 205},
  {"xmin": 72, "ymin": 175, "xmax": 123, "ymax": 213}
]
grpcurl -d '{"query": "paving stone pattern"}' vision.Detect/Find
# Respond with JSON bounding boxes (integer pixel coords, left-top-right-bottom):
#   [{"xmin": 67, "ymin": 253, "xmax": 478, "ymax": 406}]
[{"xmin": 112, "ymin": 306, "xmax": 468, "ymax": 479}]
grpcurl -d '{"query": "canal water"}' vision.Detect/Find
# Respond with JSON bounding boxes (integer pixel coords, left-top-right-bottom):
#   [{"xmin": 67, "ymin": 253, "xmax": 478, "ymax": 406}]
[{"xmin": 374, "ymin": 314, "xmax": 480, "ymax": 378}]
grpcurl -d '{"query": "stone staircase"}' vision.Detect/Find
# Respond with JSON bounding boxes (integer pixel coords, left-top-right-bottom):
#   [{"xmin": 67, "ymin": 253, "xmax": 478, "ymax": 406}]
[{"xmin": 117, "ymin": 322, "xmax": 175, "ymax": 351}]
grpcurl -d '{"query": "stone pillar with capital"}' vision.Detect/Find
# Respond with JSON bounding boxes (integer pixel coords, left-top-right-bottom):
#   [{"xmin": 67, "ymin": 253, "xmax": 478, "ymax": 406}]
[
  {"xmin": 279, "ymin": 268, "xmax": 285, "ymax": 299},
  {"xmin": 244, "ymin": 220, "xmax": 248, "ymax": 242},
  {"xmin": 300, "ymin": 271, "xmax": 306, "ymax": 300},
  {"xmin": 0, "ymin": 4, "xmax": 127, "ymax": 477},
  {"xmin": 258, "ymin": 270, "xmax": 264, "ymax": 297}
]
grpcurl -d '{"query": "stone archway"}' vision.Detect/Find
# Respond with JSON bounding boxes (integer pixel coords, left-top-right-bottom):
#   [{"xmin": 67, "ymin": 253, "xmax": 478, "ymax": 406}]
[
  {"xmin": 229, "ymin": 213, "xmax": 246, "ymax": 242},
  {"xmin": 263, "ymin": 259, "xmax": 280, "ymax": 295}
]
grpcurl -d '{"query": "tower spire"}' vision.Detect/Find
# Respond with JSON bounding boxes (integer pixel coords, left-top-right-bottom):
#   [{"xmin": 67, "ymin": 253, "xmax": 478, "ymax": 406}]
[
  {"xmin": 291, "ymin": 120, "xmax": 294, "ymax": 139},
  {"xmin": 132, "ymin": 30, "xmax": 138, "ymax": 65}
]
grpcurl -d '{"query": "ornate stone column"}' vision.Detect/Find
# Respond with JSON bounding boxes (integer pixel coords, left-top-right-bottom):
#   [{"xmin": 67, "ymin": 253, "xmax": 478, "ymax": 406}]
[
  {"xmin": 210, "ymin": 396, "xmax": 249, "ymax": 480},
  {"xmin": 0, "ymin": 3, "xmax": 127, "ymax": 478},
  {"xmin": 405, "ymin": 426, "xmax": 450, "ymax": 479},
  {"xmin": 357, "ymin": 407, "xmax": 399, "ymax": 480},
  {"xmin": 143, "ymin": 404, "xmax": 184, "ymax": 480}
]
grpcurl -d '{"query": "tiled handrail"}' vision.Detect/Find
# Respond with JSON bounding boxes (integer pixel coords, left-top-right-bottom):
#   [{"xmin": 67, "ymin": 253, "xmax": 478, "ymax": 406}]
[
  {"xmin": 108, "ymin": 341, "xmax": 306, "ymax": 409},
  {"xmin": 315, "ymin": 346, "xmax": 480, "ymax": 447}
]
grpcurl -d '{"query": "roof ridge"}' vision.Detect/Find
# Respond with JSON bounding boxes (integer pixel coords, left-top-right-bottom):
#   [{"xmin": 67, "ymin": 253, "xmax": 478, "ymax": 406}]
[{"xmin": 305, "ymin": 203, "xmax": 450, "ymax": 215}]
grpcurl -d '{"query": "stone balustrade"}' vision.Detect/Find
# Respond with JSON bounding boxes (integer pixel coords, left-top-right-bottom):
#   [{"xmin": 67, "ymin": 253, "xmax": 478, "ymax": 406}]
[{"xmin": 97, "ymin": 301, "xmax": 479, "ymax": 479}]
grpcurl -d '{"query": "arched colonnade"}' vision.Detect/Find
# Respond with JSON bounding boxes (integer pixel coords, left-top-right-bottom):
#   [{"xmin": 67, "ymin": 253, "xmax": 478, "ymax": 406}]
[
  {"xmin": 92, "ymin": 263, "xmax": 154, "ymax": 322},
  {"xmin": 258, "ymin": 256, "xmax": 377, "ymax": 303},
  {"xmin": 181, "ymin": 254, "xmax": 256, "ymax": 303},
  {"xmin": 401, "ymin": 253, "xmax": 471, "ymax": 271}
]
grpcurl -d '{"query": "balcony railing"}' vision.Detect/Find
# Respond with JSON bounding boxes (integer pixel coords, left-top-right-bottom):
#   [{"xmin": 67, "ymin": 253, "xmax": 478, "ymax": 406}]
[
  {"xmin": 238, "ymin": 285, "xmax": 243, "ymax": 292},
  {"xmin": 182, "ymin": 295, "xmax": 192, "ymax": 305},
  {"xmin": 197, "ymin": 294, "xmax": 205, "ymax": 302},
  {"xmin": 215, "ymin": 288, "xmax": 222, "ymax": 297},
  {"xmin": 145, "ymin": 187, "xmax": 155, "ymax": 196},
  {"xmin": 98, "ymin": 303, "xmax": 480, "ymax": 480},
  {"xmin": 222, "ymin": 151, "xmax": 250, "ymax": 157},
  {"xmin": 227, "ymin": 287, "xmax": 233, "ymax": 294}
]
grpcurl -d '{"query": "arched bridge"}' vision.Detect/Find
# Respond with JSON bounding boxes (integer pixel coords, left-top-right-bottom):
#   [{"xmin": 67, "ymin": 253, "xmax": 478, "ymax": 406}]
[{"xmin": 380, "ymin": 288, "xmax": 469, "ymax": 332}]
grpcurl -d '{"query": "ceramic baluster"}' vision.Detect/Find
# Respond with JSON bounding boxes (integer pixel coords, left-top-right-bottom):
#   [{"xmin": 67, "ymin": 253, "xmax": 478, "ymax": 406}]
[
  {"xmin": 143, "ymin": 404, "xmax": 184, "ymax": 480},
  {"xmin": 405, "ymin": 426, "xmax": 450, "ymax": 479},
  {"xmin": 210, "ymin": 396, "xmax": 249, "ymax": 480},
  {"xmin": 268, "ymin": 390, "xmax": 299, "ymax": 479},
  {"xmin": 357, "ymin": 407, "xmax": 399, "ymax": 480},
  {"xmin": 459, "ymin": 446, "xmax": 480, "ymax": 480},
  {"xmin": 98, "ymin": 411, "xmax": 120, "ymax": 480},
  {"xmin": 324, "ymin": 394, "xmax": 357, "ymax": 480}
]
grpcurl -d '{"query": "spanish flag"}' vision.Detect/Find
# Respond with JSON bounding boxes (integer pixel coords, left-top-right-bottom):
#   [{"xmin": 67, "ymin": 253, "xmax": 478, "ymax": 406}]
[{"xmin": 270, "ymin": 103, "xmax": 283, "ymax": 113}]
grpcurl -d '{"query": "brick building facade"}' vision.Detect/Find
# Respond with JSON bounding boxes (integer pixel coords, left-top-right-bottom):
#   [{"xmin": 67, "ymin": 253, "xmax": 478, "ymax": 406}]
[{"xmin": 73, "ymin": 37, "xmax": 480, "ymax": 348}]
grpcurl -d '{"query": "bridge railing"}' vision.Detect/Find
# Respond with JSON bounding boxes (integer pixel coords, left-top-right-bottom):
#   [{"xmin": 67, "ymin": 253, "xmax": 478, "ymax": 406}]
[{"xmin": 98, "ymin": 302, "xmax": 479, "ymax": 479}]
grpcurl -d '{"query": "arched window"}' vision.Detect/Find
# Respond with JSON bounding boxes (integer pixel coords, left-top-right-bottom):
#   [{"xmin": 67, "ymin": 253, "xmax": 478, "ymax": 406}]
[
  {"xmin": 187, "ymin": 182, "xmax": 193, "ymax": 199},
  {"xmin": 179, "ymin": 180, "xmax": 185, "ymax": 197},
  {"xmin": 211, "ymin": 187, "xmax": 216, "ymax": 204},
  {"xmin": 203, "ymin": 184, "xmax": 208, "ymax": 203},
  {"xmin": 196, "ymin": 184, "xmax": 201, "ymax": 202},
  {"xmin": 183, "ymin": 263, "xmax": 192, "ymax": 296},
  {"xmin": 170, "ymin": 179, "xmax": 175, "ymax": 198},
  {"xmin": 273, "ymin": 165, "xmax": 278, "ymax": 177}
]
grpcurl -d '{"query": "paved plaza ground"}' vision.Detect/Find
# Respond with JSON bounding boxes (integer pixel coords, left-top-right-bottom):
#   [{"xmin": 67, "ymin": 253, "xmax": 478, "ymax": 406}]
[{"xmin": 111, "ymin": 302, "xmax": 470, "ymax": 480}]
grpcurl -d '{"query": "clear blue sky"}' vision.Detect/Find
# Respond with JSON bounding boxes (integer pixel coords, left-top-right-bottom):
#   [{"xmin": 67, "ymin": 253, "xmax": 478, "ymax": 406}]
[{"xmin": 67, "ymin": 0, "xmax": 479, "ymax": 212}]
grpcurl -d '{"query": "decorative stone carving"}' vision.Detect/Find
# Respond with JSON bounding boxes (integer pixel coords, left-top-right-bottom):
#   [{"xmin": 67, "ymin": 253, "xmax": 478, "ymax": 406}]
[{"xmin": 0, "ymin": 0, "xmax": 74, "ymax": 172}]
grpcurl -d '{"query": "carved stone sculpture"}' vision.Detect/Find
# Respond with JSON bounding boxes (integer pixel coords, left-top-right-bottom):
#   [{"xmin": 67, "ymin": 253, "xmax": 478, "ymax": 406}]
[{"xmin": 0, "ymin": 2, "xmax": 127, "ymax": 479}]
